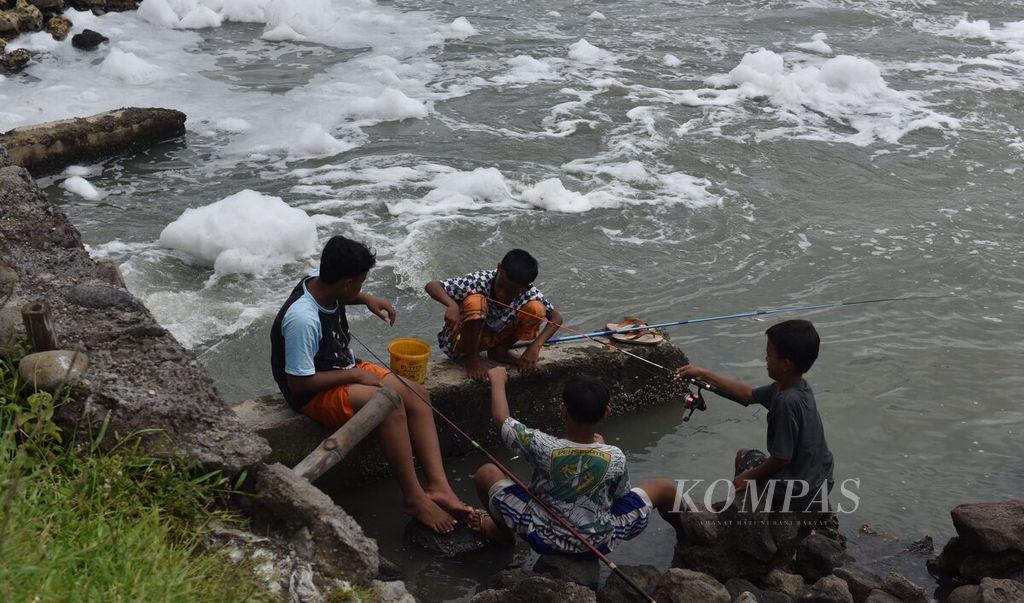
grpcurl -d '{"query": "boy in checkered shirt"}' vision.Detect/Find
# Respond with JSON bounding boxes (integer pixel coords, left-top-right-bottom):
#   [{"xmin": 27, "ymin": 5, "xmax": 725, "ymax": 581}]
[{"xmin": 425, "ymin": 249, "xmax": 563, "ymax": 381}]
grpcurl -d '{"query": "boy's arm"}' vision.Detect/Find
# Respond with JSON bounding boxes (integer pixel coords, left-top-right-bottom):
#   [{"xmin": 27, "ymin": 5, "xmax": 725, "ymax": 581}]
[
  {"xmin": 488, "ymin": 366, "xmax": 511, "ymax": 429},
  {"xmin": 287, "ymin": 368, "xmax": 383, "ymax": 395},
  {"xmin": 425, "ymin": 280, "xmax": 462, "ymax": 333},
  {"xmin": 734, "ymin": 456, "xmax": 789, "ymax": 492},
  {"xmin": 673, "ymin": 364, "xmax": 755, "ymax": 406},
  {"xmin": 519, "ymin": 307, "xmax": 562, "ymax": 372},
  {"xmin": 349, "ymin": 291, "xmax": 396, "ymax": 326},
  {"xmin": 282, "ymin": 312, "xmax": 383, "ymax": 395}
]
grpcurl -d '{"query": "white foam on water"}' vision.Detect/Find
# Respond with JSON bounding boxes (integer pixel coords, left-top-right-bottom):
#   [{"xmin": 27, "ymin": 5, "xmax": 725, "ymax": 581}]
[
  {"xmin": 588, "ymin": 11, "xmax": 606, "ymax": 20},
  {"xmin": 158, "ymin": 189, "xmax": 318, "ymax": 276},
  {"xmin": 795, "ymin": 32, "xmax": 832, "ymax": 54},
  {"xmin": 663, "ymin": 54, "xmax": 682, "ymax": 67},
  {"xmin": 63, "ymin": 165, "xmax": 97, "ymax": 178},
  {"xmin": 385, "ymin": 167, "xmax": 524, "ymax": 216},
  {"xmin": 215, "ymin": 117, "xmax": 253, "ymax": 132},
  {"xmin": 568, "ymin": 39, "xmax": 617, "ymax": 65},
  {"xmin": 491, "ymin": 55, "xmax": 561, "ymax": 85},
  {"xmin": 61, "ymin": 176, "xmax": 104, "ymax": 200}
]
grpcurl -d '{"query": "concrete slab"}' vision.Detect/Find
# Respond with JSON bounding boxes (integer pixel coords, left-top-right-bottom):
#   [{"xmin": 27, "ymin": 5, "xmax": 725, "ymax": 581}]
[{"xmin": 231, "ymin": 339, "xmax": 689, "ymax": 485}]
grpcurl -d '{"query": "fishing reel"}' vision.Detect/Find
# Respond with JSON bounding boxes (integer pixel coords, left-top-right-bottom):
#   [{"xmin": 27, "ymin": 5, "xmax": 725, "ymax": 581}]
[{"xmin": 680, "ymin": 380, "xmax": 708, "ymax": 422}]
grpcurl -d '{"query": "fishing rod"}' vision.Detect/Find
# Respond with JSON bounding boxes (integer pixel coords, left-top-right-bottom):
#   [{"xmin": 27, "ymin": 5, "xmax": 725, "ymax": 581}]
[
  {"xmin": 535, "ymin": 295, "xmax": 940, "ymax": 346},
  {"xmin": 347, "ymin": 331, "xmax": 658, "ymax": 603}
]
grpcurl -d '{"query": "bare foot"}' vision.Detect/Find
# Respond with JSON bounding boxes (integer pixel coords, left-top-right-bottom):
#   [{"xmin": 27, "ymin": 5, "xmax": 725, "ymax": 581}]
[
  {"xmin": 487, "ymin": 347, "xmax": 520, "ymax": 366},
  {"xmin": 467, "ymin": 509, "xmax": 515, "ymax": 544},
  {"xmin": 404, "ymin": 495, "xmax": 457, "ymax": 534},
  {"xmin": 425, "ymin": 486, "xmax": 473, "ymax": 519},
  {"xmin": 464, "ymin": 357, "xmax": 489, "ymax": 382}
]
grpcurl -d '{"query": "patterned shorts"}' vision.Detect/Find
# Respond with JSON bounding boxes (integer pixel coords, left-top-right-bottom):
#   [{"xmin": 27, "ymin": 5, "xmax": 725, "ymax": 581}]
[{"xmin": 487, "ymin": 479, "xmax": 652, "ymax": 556}]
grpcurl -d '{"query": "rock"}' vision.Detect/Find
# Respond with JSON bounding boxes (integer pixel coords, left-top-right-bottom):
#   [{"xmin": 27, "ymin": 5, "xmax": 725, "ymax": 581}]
[
  {"xmin": 0, "ymin": 12, "xmax": 19, "ymax": 39},
  {"xmin": 45, "ymin": 14, "xmax": 69, "ymax": 40},
  {"xmin": 95, "ymin": 260, "xmax": 126, "ymax": 289},
  {"xmin": 370, "ymin": 579, "xmax": 417, "ymax": 603},
  {"xmin": 66, "ymin": 283, "xmax": 136, "ymax": 309},
  {"xmin": 472, "ymin": 573, "xmax": 597, "ymax": 603},
  {"xmin": 796, "ymin": 534, "xmax": 854, "ymax": 583},
  {"xmin": 598, "ymin": 565, "xmax": 662, "ymax": 603},
  {"xmin": 0, "ymin": 36, "xmax": 6, "ymax": 51},
  {"xmin": 862, "ymin": 590, "xmax": 900, "ymax": 603},
  {"xmin": 833, "ymin": 564, "xmax": 883, "ymax": 603},
  {"xmin": 1, "ymin": 48, "xmax": 31, "ymax": 72},
  {"xmin": 799, "ymin": 576, "xmax": 853, "ymax": 603},
  {"xmin": 65, "ymin": 0, "xmax": 102, "ymax": 9},
  {"xmin": 0, "ymin": 145, "xmax": 9, "ymax": 168},
  {"xmin": 928, "ymin": 536, "xmax": 1022, "ymax": 582},
  {"xmin": 239, "ymin": 463, "xmax": 378, "ymax": 583},
  {"xmin": 977, "ymin": 577, "xmax": 1024, "ymax": 603},
  {"xmin": 403, "ymin": 519, "xmax": 486, "ymax": 556},
  {"xmin": 907, "ymin": 536, "xmax": 934, "ymax": 554},
  {"xmin": 533, "ymin": 554, "xmax": 600, "ymax": 588},
  {"xmin": 1, "ymin": 302, "xmax": 24, "ymax": 357},
  {"xmin": 104, "ymin": 0, "xmax": 138, "ymax": 11},
  {"xmin": 26, "ymin": 0, "xmax": 61, "ymax": 18},
  {"xmin": 18, "ymin": 350, "xmax": 88, "ymax": 392},
  {"xmin": 736, "ymin": 593, "xmax": 759, "ymax": 603},
  {"xmin": 880, "ymin": 572, "xmax": 928, "ymax": 603},
  {"xmin": 946, "ymin": 585, "xmax": 980, "ymax": 603},
  {"xmin": 376, "ymin": 554, "xmax": 402, "ymax": 581},
  {"xmin": 0, "ymin": 260, "xmax": 18, "ymax": 291},
  {"xmin": 13, "ymin": 0, "xmax": 42, "ymax": 32},
  {"xmin": 653, "ymin": 569, "xmax": 731, "ymax": 603},
  {"xmin": 951, "ymin": 501, "xmax": 1024, "ymax": 555},
  {"xmin": 71, "ymin": 28, "xmax": 107, "ymax": 50},
  {"xmin": 725, "ymin": 578, "xmax": 795, "ymax": 603},
  {"xmin": 764, "ymin": 569, "xmax": 808, "ymax": 600}
]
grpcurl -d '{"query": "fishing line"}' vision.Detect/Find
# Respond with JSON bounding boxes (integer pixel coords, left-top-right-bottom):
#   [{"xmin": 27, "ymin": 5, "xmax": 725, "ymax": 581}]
[{"xmin": 346, "ymin": 331, "xmax": 658, "ymax": 603}]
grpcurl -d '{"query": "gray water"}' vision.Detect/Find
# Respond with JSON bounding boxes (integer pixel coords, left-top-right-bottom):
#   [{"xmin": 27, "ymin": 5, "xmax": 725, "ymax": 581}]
[{"xmin": 19, "ymin": 0, "xmax": 1024, "ymax": 599}]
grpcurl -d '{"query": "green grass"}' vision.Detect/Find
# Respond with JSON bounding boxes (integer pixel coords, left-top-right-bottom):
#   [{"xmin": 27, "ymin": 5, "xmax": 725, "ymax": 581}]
[{"xmin": 0, "ymin": 346, "xmax": 275, "ymax": 603}]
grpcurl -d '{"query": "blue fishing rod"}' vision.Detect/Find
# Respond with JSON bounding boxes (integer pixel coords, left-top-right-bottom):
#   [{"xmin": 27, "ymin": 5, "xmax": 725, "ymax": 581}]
[{"xmin": 537, "ymin": 295, "xmax": 939, "ymax": 346}]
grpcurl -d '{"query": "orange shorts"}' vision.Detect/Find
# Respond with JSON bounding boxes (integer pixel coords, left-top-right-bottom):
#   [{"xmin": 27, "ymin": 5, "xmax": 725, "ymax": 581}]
[
  {"xmin": 300, "ymin": 362, "xmax": 392, "ymax": 429},
  {"xmin": 455, "ymin": 293, "xmax": 545, "ymax": 352}
]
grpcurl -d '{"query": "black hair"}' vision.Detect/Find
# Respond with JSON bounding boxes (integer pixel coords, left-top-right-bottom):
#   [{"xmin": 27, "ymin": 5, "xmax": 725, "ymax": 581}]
[
  {"xmin": 766, "ymin": 319, "xmax": 820, "ymax": 373},
  {"xmin": 562, "ymin": 375, "xmax": 610, "ymax": 423},
  {"xmin": 319, "ymin": 235, "xmax": 376, "ymax": 284},
  {"xmin": 500, "ymin": 249, "xmax": 539, "ymax": 286}
]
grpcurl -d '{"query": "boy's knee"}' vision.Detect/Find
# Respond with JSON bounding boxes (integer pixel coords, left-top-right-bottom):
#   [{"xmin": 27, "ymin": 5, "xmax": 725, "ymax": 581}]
[{"xmin": 473, "ymin": 463, "xmax": 502, "ymax": 484}]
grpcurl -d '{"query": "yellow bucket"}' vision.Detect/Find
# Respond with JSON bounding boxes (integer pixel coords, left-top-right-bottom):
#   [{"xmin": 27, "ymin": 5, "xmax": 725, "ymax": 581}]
[{"xmin": 387, "ymin": 337, "xmax": 431, "ymax": 384}]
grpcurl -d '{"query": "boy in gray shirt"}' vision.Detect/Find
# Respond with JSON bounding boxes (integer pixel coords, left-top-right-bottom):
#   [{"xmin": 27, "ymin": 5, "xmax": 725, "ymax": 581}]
[{"xmin": 675, "ymin": 319, "xmax": 834, "ymax": 512}]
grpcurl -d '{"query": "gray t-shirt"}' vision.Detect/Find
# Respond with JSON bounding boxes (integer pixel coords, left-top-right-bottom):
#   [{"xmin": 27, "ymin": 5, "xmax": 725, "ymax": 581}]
[{"xmin": 751, "ymin": 379, "xmax": 834, "ymax": 511}]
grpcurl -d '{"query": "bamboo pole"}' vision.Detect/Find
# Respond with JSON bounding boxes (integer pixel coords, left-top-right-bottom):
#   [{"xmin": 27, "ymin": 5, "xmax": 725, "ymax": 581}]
[
  {"xmin": 292, "ymin": 387, "xmax": 401, "ymax": 482},
  {"xmin": 21, "ymin": 300, "xmax": 59, "ymax": 352}
]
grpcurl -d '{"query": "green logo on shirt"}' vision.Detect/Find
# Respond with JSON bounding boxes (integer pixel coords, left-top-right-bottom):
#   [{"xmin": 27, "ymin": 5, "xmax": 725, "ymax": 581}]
[{"xmin": 549, "ymin": 448, "xmax": 611, "ymax": 501}]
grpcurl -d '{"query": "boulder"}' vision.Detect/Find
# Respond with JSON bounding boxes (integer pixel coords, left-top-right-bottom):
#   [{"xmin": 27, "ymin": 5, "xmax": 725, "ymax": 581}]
[
  {"xmin": 18, "ymin": 349, "xmax": 88, "ymax": 392},
  {"xmin": 764, "ymin": 569, "xmax": 809, "ymax": 599},
  {"xmin": 653, "ymin": 569, "xmax": 731, "ymax": 603},
  {"xmin": 1, "ymin": 47, "xmax": 30, "ymax": 72},
  {"xmin": 0, "ymin": 145, "xmax": 9, "ymax": 167},
  {"xmin": 533, "ymin": 554, "xmax": 600, "ymax": 589},
  {"xmin": 403, "ymin": 520, "xmax": 486, "ymax": 557},
  {"xmin": 725, "ymin": 577, "xmax": 795, "ymax": 603},
  {"xmin": 880, "ymin": 572, "xmax": 928, "ymax": 603},
  {"xmin": 472, "ymin": 571, "xmax": 597, "ymax": 603},
  {"xmin": 928, "ymin": 536, "xmax": 1024, "ymax": 583},
  {"xmin": 0, "ymin": 12, "xmax": 19, "ymax": 39},
  {"xmin": 736, "ymin": 593, "xmax": 759, "ymax": 603},
  {"xmin": 833, "ymin": 563, "xmax": 883, "ymax": 603},
  {"xmin": 238, "ymin": 463, "xmax": 378, "ymax": 583},
  {"xmin": 951, "ymin": 501, "xmax": 1024, "ymax": 555},
  {"xmin": 977, "ymin": 577, "xmax": 1024, "ymax": 603},
  {"xmin": 13, "ymin": 0, "xmax": 42, "ymax": 32},
  {"xmin": 862, "ymin": 590, "xmax": 900, "ymax": 603},
  {"xmin": 799, "ymin": 576, "xmax": 853, "ymax": 603},
  {"xmin": 45, "ymin": 14, "xmax": 69, "ymax": 40},
  {"xmin": 598, "ymin": 565, "xmax": 662, "ymax": 603},
  {"xmin": 946, "ymin": 585, "xmax": 980, "ymax": 603},
  {"xmin": 26, "ymin": 0, "xmax": 61, "ymax": 17},
  {"xmin": 796, "ymin": 534, "xmax": 854, "ymax": 583},
  {"xmin": 104, "ymin": 0, "xmax": 138, "ymax": 11},
  {"xmin": 71, "ymin": 28, "xmax": 107, "ymax": 50}
]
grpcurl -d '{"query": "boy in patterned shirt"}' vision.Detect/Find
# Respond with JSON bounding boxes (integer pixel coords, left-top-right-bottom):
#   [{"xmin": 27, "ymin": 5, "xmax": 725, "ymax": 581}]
[
  {"xmin": 425, "ymin": 249, "xmax": 563, "ymax": 381},
  {"xmin": 468, "ymin": 367, "xmax": 678, "ymax": 554}
]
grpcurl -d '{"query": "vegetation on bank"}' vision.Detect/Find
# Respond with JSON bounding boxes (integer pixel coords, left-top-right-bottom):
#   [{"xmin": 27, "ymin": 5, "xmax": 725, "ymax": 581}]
[{"xmin": 0, "ymin": 344, "xmax": 273, "ymax": 603}]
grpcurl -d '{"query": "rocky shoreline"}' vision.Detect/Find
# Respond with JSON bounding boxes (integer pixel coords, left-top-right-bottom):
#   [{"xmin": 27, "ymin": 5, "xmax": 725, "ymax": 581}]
[{"xmin": 3, "ymin": 108, "xmax": 1023, "ymax": 601}]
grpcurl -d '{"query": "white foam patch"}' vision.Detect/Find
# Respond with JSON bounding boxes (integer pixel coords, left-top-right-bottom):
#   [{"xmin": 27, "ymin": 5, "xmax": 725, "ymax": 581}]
[
  {"xmin": 99, "ymin": 48, "xmax": 167, "ymax": 85},
  {"xmin": 568, "ymin": 39, "xmax": 617, "ymax": 65},
  {"xmin": 663, "ymin": 54, "xmax": 682, "ymax": 67},
  {"xmin": 63, "ymin": 165, "xmax": 96, "ymax": 178},
  {"xmin": 588, "ymin": 11, "xmax": 606, "ymax": 20},
  {"xmin": 492, "ymin": 55, "xmax": 560, "ymax": 85},
  {"xmin": 215, "ymin": 117, "xmax": 252, "ymax": 132},
  {"xmin": 450, "ymin": 17, "xmax": 477, "ymax": 38},
  {"xmin": 61, "ymin": 176, "xmax": 103, "ymax": 200},
  {"xmin": 159, "ymin": 189, "xmax": 318, "ymax": 276},
  {"xmin": 796, "ymin": 33, "xmax": 832, "ymax": 54},
  {"xmin": 386, "ymin": 167, "xmax": 523, "ymax": 215},
  {"xmin": 261, "ymin": 22, "xmax": 306, "ymax": 42}
]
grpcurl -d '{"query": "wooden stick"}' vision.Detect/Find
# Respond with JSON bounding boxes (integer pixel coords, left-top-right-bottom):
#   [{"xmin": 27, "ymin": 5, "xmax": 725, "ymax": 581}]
[
  {"xmin": 21, "ymin": 300, "xmax": 59, "ymax": 352},
  {"xmin": 292, "ymin": 387, "xmax": 401, "ymax": 482}
]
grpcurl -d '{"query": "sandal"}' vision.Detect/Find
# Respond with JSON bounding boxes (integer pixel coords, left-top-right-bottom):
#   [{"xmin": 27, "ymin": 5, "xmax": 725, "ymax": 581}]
[{"xmin": 605, "ymin": 315, "xmax": 646, "ymax": 332}]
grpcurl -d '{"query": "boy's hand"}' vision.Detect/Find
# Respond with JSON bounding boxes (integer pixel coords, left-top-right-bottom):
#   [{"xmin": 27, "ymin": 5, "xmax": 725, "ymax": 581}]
[
  {"xmin": 488, "ymin": 366, "xmax": 508, "ymax": 385},
  {"xmin": 592, "ymin": 433, "xmax": 605, "ymax": 444},
  {"xmin": 674, "ymin": 364, "xmax": 706, "ymax": 383},
  {"xmin": 363, "ymin": 295, "xmax": 396, "ymax": 326},
  {"xmin": 353, "ymin": 369, "xmax": 383, "ymax": 387},
  {"xmin": 444, "ymin": 304, "xmax": 462, "ymax": 333},
  {"xmin": 518, "ymin": 345, "xmax": 541, "ymax": 373}
]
